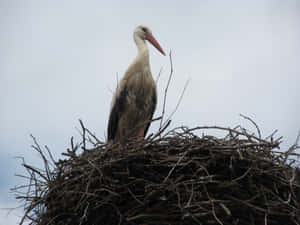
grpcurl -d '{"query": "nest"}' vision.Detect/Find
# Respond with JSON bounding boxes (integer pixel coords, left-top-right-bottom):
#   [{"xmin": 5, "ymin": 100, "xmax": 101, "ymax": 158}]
[{"xmin": 14, "ymin": 122, "xmax": 300, "ymax": 225}]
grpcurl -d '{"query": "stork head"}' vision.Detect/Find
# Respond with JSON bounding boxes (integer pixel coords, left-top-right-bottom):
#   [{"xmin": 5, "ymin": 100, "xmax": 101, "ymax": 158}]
[{"xmin": 134, "ymin": 25, "xmax": 166, "ymax": 56}]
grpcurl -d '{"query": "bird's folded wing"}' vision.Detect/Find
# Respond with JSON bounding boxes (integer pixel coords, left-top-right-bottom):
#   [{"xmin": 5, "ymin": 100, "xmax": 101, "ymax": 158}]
[{"xmin": 107, "ymin": 86, "xmax": 128, "ymax": 141}]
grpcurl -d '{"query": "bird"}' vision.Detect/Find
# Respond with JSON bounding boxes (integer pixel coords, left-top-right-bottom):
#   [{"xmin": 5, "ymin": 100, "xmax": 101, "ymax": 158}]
[{"xmin": 107, "ymin": 25, "xmax": 166, "ymax": 147}]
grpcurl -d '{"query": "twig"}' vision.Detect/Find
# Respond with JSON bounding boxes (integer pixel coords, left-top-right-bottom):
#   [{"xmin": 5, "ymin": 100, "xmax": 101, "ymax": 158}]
[
  {"xmin": 187, "ymin": 126, "xmax": 272, "ymax": 144},
  {"xmin": 159, "ymin": 51, "xmax": 173, "ymax": 130},
  {"xmin": 79, "ymin": 119, "xmax": 86, "ymax": 150},
  {"xmin": 283, "ymin": 131, "xmax": 300, "ymax": 163},
  {"xmin": 164, "ymin": 78, "xmax": 189, "ymax": 126},
  {"xmin": 240, "ymin": 114, "xmax": 261, "ymax": 139},
  {"xmin": 155, "ymin": 67, "xmax": 163, "ymax": 83},
  {"xmin": 163, "ymin": 150, "xmax": 187, "ymax": 183}
]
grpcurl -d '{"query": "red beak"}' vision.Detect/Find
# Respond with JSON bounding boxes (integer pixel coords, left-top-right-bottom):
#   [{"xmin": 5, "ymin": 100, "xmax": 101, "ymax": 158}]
[{"xmin": 146, "ymin": 33, "xmax": 166, "ymax": 56}]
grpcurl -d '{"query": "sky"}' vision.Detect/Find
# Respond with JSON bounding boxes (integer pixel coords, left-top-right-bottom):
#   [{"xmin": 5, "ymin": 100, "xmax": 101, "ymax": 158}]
[{"xmin": 1, "ymin": 0, "xmax": 300, "ymax": 224}]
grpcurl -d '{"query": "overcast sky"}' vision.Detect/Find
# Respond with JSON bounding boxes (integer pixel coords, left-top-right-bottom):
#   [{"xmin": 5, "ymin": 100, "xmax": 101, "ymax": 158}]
[{"xmin": 1, "ymin": 0, "xmax": 300, "ymax": 224}]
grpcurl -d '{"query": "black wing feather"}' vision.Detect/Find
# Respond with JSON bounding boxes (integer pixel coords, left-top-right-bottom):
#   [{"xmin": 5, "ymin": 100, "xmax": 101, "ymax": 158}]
[
  {"xmin": 107, "ymin": 87, "xmax": 127, "ymax": 141},
  {"xmin": 143, "ymin": 92, "xmax": 157, "ymax": 137}
]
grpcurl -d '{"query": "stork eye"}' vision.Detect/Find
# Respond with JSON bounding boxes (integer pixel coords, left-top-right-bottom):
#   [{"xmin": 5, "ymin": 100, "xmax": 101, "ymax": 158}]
[{"xmin": 141, "ymin": 27, "xmax": 147, "ymax": 33}]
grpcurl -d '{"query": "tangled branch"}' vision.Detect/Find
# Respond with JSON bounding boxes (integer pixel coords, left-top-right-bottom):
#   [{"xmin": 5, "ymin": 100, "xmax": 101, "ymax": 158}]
[{"xmin": 12, "ymin": 121, "xmax": 300, "ymax": 225}]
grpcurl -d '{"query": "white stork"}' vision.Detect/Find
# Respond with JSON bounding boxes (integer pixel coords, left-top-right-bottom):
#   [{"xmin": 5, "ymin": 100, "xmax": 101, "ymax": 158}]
[{"xmin": 107, "ymin": 25, "xmax": 165, "ymax": 146}]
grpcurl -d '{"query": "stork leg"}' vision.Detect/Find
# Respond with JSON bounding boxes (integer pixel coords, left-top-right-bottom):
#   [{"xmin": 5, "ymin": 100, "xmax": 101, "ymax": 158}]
[{"xmin": 137, "ymin": 128, "xmax": 144, "ymax": 141}]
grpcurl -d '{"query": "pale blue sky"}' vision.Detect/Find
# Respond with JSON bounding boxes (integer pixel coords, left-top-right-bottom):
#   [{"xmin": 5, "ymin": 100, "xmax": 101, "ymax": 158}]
[{"xmin": 1, "ymin": 1, "xmax": 300, "ymax": 224}]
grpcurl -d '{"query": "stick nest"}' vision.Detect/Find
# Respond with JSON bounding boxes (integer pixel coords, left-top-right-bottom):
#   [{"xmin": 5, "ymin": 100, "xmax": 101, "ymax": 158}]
[{"xmin": 14, "ymin": 124, "xmax": 300, "ymax": 225}]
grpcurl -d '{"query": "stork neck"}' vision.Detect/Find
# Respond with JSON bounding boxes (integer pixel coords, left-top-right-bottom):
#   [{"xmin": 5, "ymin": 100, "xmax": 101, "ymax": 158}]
[{"xmin": 134, "ymin": 35, "xmax": 149, "ymax": 62}]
